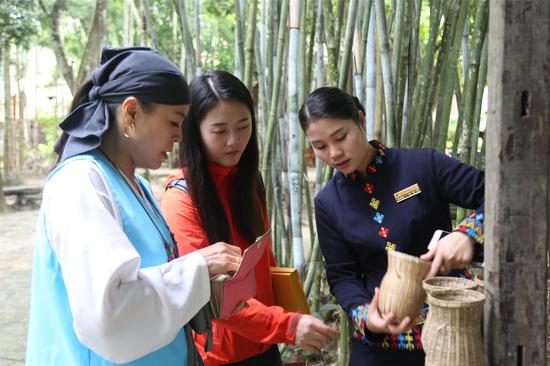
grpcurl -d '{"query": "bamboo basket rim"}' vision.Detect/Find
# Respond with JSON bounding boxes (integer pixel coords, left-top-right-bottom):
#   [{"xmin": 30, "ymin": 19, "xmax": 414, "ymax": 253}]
[
  {"xmin": 427, "ymin": 288, "xmax": 485, "ymax": 308},
  {"xmin": 423, "ymin": 276, "xmax": 477, "ymax": 294},
  {"xmin": 388, "ymin": 250, "xmax": 431, "ymax": 268}
]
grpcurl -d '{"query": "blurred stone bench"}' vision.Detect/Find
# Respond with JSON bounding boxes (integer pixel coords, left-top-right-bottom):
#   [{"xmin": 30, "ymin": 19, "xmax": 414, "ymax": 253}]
[{"xmin": 3, "ymin": 185, "xmax": 43, "ymax": 207}]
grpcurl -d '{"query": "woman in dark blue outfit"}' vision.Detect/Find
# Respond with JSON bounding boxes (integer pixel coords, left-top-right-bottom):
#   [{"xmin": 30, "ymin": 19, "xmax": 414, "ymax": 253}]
[{"xmin": 299, "ymin": 87, "xmax": 484, "ymax": 366}]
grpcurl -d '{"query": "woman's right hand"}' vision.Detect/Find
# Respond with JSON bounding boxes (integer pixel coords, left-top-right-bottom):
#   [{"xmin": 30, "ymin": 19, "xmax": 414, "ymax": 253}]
[
  {"xmin": 196, "ymin": 242, "xmax": 242, "ymax": 277},
  {"xmin": 365, "ymin": 287, "xmax": 414, "ymax": 335},
  {"xmin": 294, "ymin": 314, "xmax": 339, "ymax": 352}
]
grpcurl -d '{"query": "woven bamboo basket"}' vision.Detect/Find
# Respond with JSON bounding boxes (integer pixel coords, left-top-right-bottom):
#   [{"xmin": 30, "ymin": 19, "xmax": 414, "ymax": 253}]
[
  {"xmin": 378, "ymin": 250, "xmax": 431, "ymax": 322},
  {"xmin": 474, "ymin": 273, "xmax": 485, "ymax": 291},
  {"xmin": 422, "ymin": 289, "xmax": 485, "ymax": 366},
  {"xmin": 422, "ymin": 276, "xmax": 479, "ymax": 350},
  {"xmin": 422, "ymin": 276, "xmax": 478, "ymax": 296}
]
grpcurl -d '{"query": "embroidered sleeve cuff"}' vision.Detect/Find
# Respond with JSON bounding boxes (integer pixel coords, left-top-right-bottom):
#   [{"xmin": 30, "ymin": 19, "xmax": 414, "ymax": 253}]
[
  {"xmin": 454, "ymin": 212, "xmax": 484, "ymax": 244},
  {"xmin": 350, "ymin": 303, "xmax": 369, "ymax": 339}
]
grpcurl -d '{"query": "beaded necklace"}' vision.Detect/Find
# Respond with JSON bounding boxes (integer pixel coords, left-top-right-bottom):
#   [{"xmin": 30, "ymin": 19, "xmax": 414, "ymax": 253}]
[{"xmin": 100, "ymin": 151, "xmax": 178, "ymax": 261}]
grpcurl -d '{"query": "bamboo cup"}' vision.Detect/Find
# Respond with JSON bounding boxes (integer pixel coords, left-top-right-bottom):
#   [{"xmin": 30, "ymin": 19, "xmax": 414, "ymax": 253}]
[{"xmin": 378, "ymin": 250, "xmax": 431, "ymax": 322}]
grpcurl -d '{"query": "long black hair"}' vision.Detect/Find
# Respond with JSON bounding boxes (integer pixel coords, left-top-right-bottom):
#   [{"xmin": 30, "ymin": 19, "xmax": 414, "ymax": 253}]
[
  {"xmin": 181, "ymin": 70, "xmax": 265, "ymax": 245},
  {"xmin": 298, "ymin": 86, "xmax": 365, "ymax": 131}
]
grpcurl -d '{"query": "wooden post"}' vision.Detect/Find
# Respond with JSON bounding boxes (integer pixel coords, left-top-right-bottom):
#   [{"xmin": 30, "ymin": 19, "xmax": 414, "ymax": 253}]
[{"xmin": 485, "ymin": 1, "xmax": 549, "ymax": 365}]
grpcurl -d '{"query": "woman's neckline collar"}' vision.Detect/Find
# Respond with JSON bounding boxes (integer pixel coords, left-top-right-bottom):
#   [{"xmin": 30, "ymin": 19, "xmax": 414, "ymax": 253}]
[
  {"xmin": 208, "ymin": 161, "xmax": 238, "ymax": 177},
  {"xmin": 345, "ymin": 140, "xmax": 386, "ymax": 181}
]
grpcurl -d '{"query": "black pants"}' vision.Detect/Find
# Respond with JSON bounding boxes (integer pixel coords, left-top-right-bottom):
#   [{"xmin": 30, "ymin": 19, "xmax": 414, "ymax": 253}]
[
  {"xmin": 225, "ymin": 345, "xmax": 282, "ymax": 366},
  {"xmin": 350, "ymin": 342, "xmax": 425, "ymax": 366}
]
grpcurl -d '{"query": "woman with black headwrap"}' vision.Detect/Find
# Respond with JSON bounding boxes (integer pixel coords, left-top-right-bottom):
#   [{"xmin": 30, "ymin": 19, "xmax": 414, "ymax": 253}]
[{"xmin": 25, "ymin": 47, "xmax": 241, "ymax": 365}]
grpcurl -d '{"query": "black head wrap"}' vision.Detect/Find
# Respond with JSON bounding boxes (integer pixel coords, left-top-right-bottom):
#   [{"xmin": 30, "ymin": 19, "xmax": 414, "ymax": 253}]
[{"xmin": 59, "ymin": 46, "xmax": 190, "ymax": 161}]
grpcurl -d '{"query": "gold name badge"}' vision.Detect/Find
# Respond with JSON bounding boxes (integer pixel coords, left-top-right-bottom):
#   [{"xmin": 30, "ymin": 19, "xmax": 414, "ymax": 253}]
[{"xmin": 394, "ymin": 183, "xmax": 421, "ymax": 203}]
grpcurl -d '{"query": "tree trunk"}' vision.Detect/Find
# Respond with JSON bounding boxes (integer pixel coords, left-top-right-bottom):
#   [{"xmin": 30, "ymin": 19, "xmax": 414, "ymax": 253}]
[
  {"xmin": 0, "ymin": 38, "xmax": 6, "ymax": 212},
  {"xmin": 76, "ymin": 0, "xmax": 108, "ymax": 92},
  {"xmin": 3, "ymin": 43, "xmax": 13, "ymax": 181},
  {"xmin": 16, "ymin": 46, "xmax": 27, "ymax": 171},
  {"xmin": 485, "ymin": 1, "xmax": 549, "ymax": 364},
  {"xmin": 175, "ymin": 0, "xmax": 196, "ymax": 78},
  {"xmin": 38, "ymin": 0, "xmax": 75, "ymax": 94}
]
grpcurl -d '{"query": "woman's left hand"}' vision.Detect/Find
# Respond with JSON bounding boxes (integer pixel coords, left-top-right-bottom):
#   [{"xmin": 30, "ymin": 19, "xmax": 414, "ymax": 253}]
[{"xmin": 421, "ymin": 231, "xmax": 475, "ymax": 278}]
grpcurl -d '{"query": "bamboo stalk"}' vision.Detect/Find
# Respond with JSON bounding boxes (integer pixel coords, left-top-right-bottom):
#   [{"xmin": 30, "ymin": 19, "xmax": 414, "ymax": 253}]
[
  {"xmin": 322, "ymin": 0, "xmax": 338, "ymax": 84},
  {"xmin": 411, "ymin": 0, "xmax": 441, "ymax": 147},
  {"xmin": 303, "ymin": 166, "xmax": 315, "ymax": 262},
  {"xmin": 470, "ymin": 35, "xmax": 488, "ymax": 168},
  {"xmin": 337, "ymin": 307, "xmax": 350, "ymax": 366},
  {"xmin": 395, "ymin": 0, "xmax": 411, "ymax": 146},
  {"xmin": 433, "ymin": 0, "xmax": 469, "ymax": 153},
  {"xmin": 288, "ymin": 0, "xmax": 305, "ymax": 277},
  {"xmin": 459, "ymin": 0, "xmax": 488, "ymax": 164},
  {"xmin": 338, "ymin": 0, "xmax": 359, "ymax": 90},
  {"xmin": 260, "ymin": 0, "xmax": 289, "ymax": 182},
  {"xmin": 374, "ymin": 31, "xmax": 384, "ymax": 141},
  {"xmin": 351, "ymin": 1, "xmax": 364, "ymax": 102},
  {"xmin": 391, "ymin": 0, "xmax": 404, "ymax": 144},
  {"xmin": 264, "ymin": 0, "xmax": 274, "ymax": 111},
  {"xmin": 402, "ymin": 0, "xmax": 421, "ymax": 146},
  {"xmin": 298, "ymin": 0, "xmax": 308, "ymax": 106},
  {"xmin": 315, "ymin": 0, "xmax": 326, "ymax": 88},
  {"xmin": 365, "ymin": 1, "xmax": 375, "ymax": 140},
  {"xmin": 374, "ymin": 0, "xmax": 396, "ymax": 146},
  {"xmin": 194, "ymin": 0, "xmax": 202, "ymax": 75},
  {"xmin": 234, "ymin": 0, "xmax": 245, "ymax": 78},
  {"xmin": 255, "ymin": 33, "xmax": 268, "ymax": 142},
  {"xmin": 305, "ymin": 0, "xmax": 317, "ymax": 99},
  {"xmin": 451, "ymin": 71, "xmax": 464, "ymax": 159},
  {"xmin": 175, "ymin": 0, "xmax": 196, "ymax": 78},
  {"xmin": 243, "ymin": 0, "xmax": 258, "ymax": 90}
]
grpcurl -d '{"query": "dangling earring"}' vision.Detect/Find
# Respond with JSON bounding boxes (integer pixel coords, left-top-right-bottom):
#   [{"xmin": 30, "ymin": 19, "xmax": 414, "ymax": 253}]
[{"xmin": 123, "ymin": 123, "xmax": 134, "ymax": 138}]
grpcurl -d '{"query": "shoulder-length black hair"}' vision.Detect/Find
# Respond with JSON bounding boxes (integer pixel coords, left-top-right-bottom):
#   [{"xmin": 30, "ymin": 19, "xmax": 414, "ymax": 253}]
[
  {"xmin": 181, "ymin": 70, "xmax": 265, "ymax": 245},
  {"xmin": 298, "ymin": 86, "xmax": 365, "ymax": 131}
]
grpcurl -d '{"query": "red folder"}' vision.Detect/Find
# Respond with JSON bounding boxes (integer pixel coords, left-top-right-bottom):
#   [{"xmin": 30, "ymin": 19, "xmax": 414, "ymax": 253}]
[{"xmin": 210, "ymin": 230, "xmax": 270, "ymax": 319}]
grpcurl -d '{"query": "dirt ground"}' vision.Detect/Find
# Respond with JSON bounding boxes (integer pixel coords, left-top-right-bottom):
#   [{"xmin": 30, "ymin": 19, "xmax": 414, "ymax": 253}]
[{"xmin": 0, "ymin": 208, "xmax": 37, "ymax": 365}]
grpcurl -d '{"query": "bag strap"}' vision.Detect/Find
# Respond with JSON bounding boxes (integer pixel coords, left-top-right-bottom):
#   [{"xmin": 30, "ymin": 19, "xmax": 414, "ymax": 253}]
[{"xmin": 166, "ymin": 178, "xmax": 189, "ymax": 193}]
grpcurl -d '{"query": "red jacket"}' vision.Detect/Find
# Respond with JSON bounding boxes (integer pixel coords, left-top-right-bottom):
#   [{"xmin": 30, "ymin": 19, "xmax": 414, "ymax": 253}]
[{"xmin": 161, "ymin": 163, "xmax": 301, "ymax": 365}]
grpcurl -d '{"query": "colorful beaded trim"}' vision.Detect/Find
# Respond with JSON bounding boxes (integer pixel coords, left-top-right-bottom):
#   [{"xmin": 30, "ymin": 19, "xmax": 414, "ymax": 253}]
[
  {"xmin": 455, "ymin": 212, "xmax": 484, "ymax": 244},
  {"xmin": 351, "ymin": 302, "xmax": 428, "ymax": 350}
]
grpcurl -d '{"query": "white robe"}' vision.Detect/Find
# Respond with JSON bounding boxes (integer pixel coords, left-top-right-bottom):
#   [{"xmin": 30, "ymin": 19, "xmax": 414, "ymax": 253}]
[{"xmin": 42, "ymin": 159, "xmax": 210, "ymax": 363}]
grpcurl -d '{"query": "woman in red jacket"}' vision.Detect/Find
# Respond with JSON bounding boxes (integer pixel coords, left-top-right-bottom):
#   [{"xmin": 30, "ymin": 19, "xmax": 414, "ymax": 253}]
[{"xmin": 161, "ymin": 70, "xmax": 338, "ymax": 366}]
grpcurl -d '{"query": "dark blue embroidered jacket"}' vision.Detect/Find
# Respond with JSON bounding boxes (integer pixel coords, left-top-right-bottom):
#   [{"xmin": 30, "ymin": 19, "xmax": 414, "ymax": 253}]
[{"xmin": 314, "ymin": 142, "xmax": 484, "ymax": 351}]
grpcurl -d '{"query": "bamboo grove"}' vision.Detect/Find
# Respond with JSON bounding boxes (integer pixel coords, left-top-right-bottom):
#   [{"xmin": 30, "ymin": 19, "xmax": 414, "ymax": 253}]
[{"xmin": 2, "ymin": 0, "xmax": 489, "ymax": 363}]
